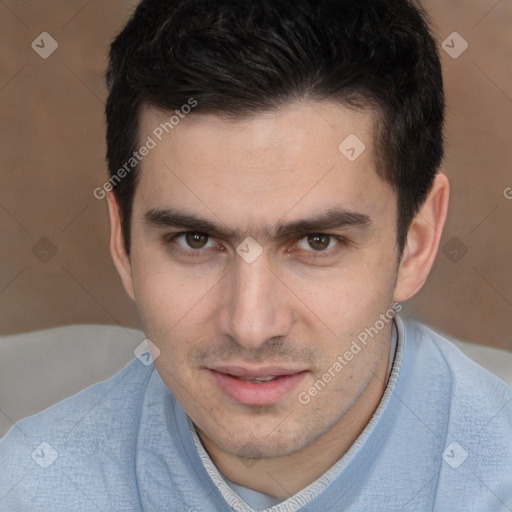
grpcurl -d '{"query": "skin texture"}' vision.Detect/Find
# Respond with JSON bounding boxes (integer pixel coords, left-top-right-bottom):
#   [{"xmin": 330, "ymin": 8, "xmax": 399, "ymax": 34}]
[{"xmin": 107, "ymin": 101, "xmax": 449, "ymax": 499}]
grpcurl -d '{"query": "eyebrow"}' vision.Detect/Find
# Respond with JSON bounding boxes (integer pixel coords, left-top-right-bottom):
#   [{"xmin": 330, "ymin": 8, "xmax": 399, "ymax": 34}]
[{"xmin": 143, "ymin": 206, "xmax": 372, "ymax": 242}]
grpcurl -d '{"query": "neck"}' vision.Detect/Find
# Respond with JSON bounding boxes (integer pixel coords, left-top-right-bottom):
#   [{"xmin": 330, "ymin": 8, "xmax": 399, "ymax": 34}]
[{"xmin": 197, "ymin": 360, "xmax": 389, "ymax": 500}]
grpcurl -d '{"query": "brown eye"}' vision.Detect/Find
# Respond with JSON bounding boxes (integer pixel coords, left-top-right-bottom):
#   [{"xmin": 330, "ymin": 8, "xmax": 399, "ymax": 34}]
[
  {"xmin": 184, "ymin": 232, "xmax": 209, "ymax": 249},
  {"xmin": 295, "ymin": 234, "xmax": 342, "ymax": 258},
  {"xmin": 165, "ymin": 231, "xmax": 220, "ymax": 259},
  {"xmin": 307, "ymin": 234, "xmax": 331, "ymax": 251}
]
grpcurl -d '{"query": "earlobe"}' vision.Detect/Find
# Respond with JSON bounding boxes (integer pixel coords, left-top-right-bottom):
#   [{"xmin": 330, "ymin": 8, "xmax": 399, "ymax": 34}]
[
  {"xmin": 394, "ymin": 173, "xmax": 450, "ymax": 302},
  {"xmin": 106, "ymin": 191, "xmax": 136, "ymax": 301}
]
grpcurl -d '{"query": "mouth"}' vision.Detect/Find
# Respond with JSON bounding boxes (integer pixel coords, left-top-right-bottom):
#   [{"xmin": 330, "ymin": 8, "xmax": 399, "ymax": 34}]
[{"xmin": 208, "ymin": 365, "xmax": 308, "ymax": 406}]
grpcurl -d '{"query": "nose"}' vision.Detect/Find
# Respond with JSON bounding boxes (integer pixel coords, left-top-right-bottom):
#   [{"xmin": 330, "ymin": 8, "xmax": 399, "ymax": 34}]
[{"xmin": 216, "ymin": 252, "xmax": 294, "ymax": 351}]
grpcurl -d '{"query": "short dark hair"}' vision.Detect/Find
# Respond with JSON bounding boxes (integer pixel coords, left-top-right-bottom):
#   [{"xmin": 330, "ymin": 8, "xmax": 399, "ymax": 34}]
[{"xmin": 105, "ymin": 0, "xmax": 445, "ymax": 254}]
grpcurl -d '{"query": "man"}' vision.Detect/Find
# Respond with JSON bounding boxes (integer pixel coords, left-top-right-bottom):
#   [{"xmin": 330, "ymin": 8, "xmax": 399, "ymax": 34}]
[{"xmin": 1, "ymin": 0, "xmax": 511, "ymax": 510}]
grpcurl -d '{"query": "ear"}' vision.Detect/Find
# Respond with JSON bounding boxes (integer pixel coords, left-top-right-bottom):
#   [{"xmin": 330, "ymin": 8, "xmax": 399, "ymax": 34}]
[
  {"xmin": 106, "ymin": 191, "xmax": 136, "ymax": 301},
  {"xmin": 394, "ymin": 173, "xmax": 450, "ymax": 302}
]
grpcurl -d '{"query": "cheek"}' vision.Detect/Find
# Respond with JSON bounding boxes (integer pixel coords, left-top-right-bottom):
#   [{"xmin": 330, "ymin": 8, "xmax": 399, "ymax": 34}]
[
  {"xmin": 285, "ymin": 252, "xmax": 396, "ymax": 336},
  {"xmin": 129, "ymin": 248, "xmax": 217, "ymax": 342}
]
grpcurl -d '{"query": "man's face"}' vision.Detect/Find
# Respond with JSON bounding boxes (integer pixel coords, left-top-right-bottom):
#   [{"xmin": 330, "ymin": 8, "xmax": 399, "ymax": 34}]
[{"xmin": 126, "ymin": 101, "xmax": 400, "ymax": 459}]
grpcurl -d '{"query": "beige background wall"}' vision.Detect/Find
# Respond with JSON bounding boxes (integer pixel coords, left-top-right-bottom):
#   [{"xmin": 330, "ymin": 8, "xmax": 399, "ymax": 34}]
[{"xmin": 0, "ymin": 0, "xmax": 511, "ymax": 350}]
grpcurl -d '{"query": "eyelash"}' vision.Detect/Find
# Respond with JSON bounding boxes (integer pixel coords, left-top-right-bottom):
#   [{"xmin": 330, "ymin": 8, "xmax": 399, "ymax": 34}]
[{"xmin": 163, "ymin": 232, "xmax": 349, "ymax": 261}]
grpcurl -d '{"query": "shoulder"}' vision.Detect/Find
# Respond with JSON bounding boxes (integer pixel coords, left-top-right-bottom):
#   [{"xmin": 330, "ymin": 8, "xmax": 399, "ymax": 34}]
[
  {"xmin": 399, "ymin": 317, "xmax": 512, "ymax": 509},
  {"xmin": 1, "ymin": 357, "xmax": 152, "ymax": 441},
  {"xmin": 401, "ymin": 317, "xmax": 512, "ymax": 402},
  {"xmin": 0, "ymin": 359, "xmax": 153, "ymax": 511}
]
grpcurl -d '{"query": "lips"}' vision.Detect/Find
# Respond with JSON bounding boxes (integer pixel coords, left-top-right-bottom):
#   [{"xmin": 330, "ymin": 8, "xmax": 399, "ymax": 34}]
[
  {"xmin": 209, "ymin": 365, "xmax": 308, "ymax": 405},
  {"xmin": 211, "ymin": 365, "xmax": 304, "ymax": 379}
]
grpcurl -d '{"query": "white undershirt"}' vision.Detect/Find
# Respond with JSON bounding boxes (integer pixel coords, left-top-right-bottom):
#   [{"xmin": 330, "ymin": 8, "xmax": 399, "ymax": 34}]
[{"xmin": 190, "ymin": 321, "xmax": 399, "ymax": 510}]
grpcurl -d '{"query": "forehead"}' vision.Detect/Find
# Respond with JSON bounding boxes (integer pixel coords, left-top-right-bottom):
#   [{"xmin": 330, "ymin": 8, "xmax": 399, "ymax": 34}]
[
  {"xmin": 134, "ymin": 101, "xmax": 394, "ymax": 230},
  {"xmin": 138, "ymin": 100, "xmax": 374, "ymax": 167}
]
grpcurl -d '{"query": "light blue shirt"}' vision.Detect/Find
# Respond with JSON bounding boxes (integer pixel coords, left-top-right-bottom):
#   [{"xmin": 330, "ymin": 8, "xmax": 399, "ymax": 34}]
[{"xmin": 1, "ymin": 316, "xmax": 511, "ymax": 511}]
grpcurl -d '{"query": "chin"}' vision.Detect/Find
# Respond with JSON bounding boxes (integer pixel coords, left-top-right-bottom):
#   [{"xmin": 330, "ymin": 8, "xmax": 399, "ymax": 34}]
[{"xmin": 203, "ymin": 415, "xmax": 314, "ymax": 460}]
